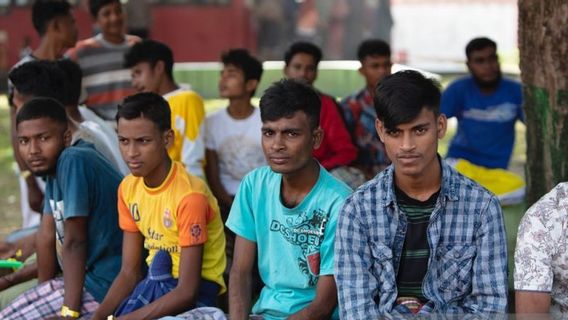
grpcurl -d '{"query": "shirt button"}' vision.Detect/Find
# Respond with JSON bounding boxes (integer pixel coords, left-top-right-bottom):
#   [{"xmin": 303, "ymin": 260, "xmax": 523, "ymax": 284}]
[{"xmin": 454, "ymin": 252, "xmax": 461, "ymax": 258}]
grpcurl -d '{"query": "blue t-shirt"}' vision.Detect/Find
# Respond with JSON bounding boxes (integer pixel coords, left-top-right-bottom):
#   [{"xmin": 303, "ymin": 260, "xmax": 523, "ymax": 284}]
[
  {"xmin": 226, "ymin": 166, "xmax": 351, "ymax": 319},
  {"xmin": 44, "ymin": 140, "xmax": 123, "ymax": 302},
  {"xmin": 441, "ymin": 76, "xmax": 523, "ymax": 169}
]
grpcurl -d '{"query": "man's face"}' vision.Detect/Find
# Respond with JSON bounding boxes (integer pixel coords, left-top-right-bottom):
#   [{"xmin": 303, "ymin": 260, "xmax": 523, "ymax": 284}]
[
  {"xmin": 467, "ymin": 46, "xmax": 501, "ymax": 87},
  {"xmin": 284, "ymin": 53, "xmax": 318, "ymax": 85},
  {"xmin": 359, "ymin": 55, "xmax": 392, "ymax": 90},
  {"xmin": 131, "ymin": 62, "xmax": 161, "ymax": 93},
  {"xmin": 261, "ymin": 111, "xmax": 322, "ymax": 175},
  {"xmin": 118, "ymin": 117, "xmax": 172, "ymax": 179},
  {"xmin": 55, "ymin": 13, "xmax": 78, "ymax": 48},
  {"xmin": 96, "ymin": 2, "xmax": 124, "ymax": 38},
  {"xmin": 17, "ymin": 118, "xmax": 70, "ymax": 176},
  {"xmin": 218, "ymin": 64, "xmax": 250, "ymax": 99},
  {"xmin": 375, "ymin": 108, "xmax": 446, "ymax": 178}
]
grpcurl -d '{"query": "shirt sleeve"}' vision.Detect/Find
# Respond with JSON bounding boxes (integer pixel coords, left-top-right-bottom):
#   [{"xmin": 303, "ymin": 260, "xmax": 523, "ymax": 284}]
[
  {"xmin": 178, "ymin": 95, "xmax": 206, "ymax": 178},
  {"xmin": 514, "ymin": 195, "xmax": 560, "ymax": 292},
  {"xmin": 225, "ymin": 173, "xmax": 257, "ymax": 242},
  {"xmin": 176, "ymin": 193, "xmax": 210, "ymax": 247},
  {"xmin": 316, "ymin": 95, "xmax": 358, "ymax": 169},
  {"xmin": 117, "ymin": 182, "xmax": 139, "ymax": 232},
  {"xmin": 43, "ymin": 180, "xmax": 53, "ymax": 215},
  {"xmin": 57, "ymin": 152, "xmax": 90, "ymax": 219},
  {"xmin": 461, "ymin": 196, "xmax": 508, "ymax": 313},
  {"xmin": 440, "ymin": 82, "xmax": 462, "ymax": 119},
  {"xmin": 334, "ymin": 196, "xmax": 381, "ymax": 318},
  {"xmin": 204, "ymin": 114, "xmax": 217, "ymax": 151}
]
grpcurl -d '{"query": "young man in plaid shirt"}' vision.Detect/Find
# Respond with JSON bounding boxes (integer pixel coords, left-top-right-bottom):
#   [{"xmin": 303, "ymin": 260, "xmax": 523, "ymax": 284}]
[{"xmin": 334, "ymin": 70, "xmax": 508, "ymax": 318}]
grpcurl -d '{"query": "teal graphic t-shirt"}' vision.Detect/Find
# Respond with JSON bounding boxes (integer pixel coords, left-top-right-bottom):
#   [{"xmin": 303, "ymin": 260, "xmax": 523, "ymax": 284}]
[{"xmin": 226, "ymin": 165, "xmax": 351, "ymax": 319}]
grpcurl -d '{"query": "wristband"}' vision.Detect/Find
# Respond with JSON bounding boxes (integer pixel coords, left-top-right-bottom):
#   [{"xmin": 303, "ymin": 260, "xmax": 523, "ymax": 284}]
[{"xmin": 60, "ymin": 305, "xmax": 80, "ymax": 318}]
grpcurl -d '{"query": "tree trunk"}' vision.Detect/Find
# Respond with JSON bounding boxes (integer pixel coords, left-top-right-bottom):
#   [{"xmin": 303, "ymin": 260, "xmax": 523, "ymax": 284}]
[{"xmin": 519, "ymin": 1, "xmax": 568, "ymax": 205}]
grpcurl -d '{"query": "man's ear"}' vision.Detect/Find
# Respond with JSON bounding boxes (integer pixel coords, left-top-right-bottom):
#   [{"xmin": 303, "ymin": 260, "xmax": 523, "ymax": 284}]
[
  {"xmin": 154, "ymin": 60, "xmax": 166, "ymax": 76},
  {"xmin": 63, "ymin": 129, "xmax": 72, "ymax": 147},
  {"xmin": 375, "ymin": 119, "xmax": 385, "ymax": 143},
  {"xmin": 163, "ymin": 129, "xmax": 174, "ymax": 149},
  {"xmin": 437, "ymin": 113, "xmax": 447, "ymax": 139},
  {"xmin": 245, "ymin": 79, "xmax": 258, "ymax": 95},
  {"xmin": 312, "ymin": 126, "xmax": 324, "ymax": 150}
]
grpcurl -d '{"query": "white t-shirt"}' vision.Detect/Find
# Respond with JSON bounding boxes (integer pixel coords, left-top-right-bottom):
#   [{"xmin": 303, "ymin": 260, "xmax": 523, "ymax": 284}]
[{"xmin": 205, "ymin": 107, "xmax": 266, "ymax": 195}]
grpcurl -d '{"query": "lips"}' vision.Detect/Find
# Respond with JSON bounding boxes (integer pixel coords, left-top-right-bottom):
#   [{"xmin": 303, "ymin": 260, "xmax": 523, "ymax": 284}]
[
  {"xmin": 397, "ymin": 154, "xmax": 421, "ymax": 164},
  {"xmin": 28, "ymin": 158, "xmax": 46, "ymax": 168},
  {"xmin": 269, "ymin": 156, "xmax": 289, "ymax": 165},
  {"xmin": 127, "ymin": 161, "xmax": 143, "ymax": 170}
]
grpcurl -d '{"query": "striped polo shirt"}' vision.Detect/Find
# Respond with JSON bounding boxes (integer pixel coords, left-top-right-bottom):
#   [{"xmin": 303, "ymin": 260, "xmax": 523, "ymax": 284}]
[{"xmin": 68, "ymin": 33, "xmax": 140, "ymax": 121}]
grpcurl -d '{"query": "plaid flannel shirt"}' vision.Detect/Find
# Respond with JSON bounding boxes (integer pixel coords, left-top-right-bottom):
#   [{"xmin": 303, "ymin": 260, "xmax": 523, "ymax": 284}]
[{"xmin": 334, "ymin": 159, "xmax": 508, "ymax": 319}]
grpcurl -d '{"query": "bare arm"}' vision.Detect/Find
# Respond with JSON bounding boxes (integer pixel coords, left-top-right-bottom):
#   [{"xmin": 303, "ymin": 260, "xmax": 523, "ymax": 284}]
[
  {"xmin": 0, "ymin": 263, "xmax": 38, "ymax": 291},
  {"xmin": 515, "ymin": 291, "xmax": 551, "ymax": 314},
  {"xmin": 36, "ymin": 214, "xmax": 57, "ymax": 283},
  {"xmin": 229, "ymin": 236, "xmax": 257, "ymax": 320},
  {"xmin": 288, "ymin": 275, "xmax": 337, "ymax": 320},
  {"xmin": 205, "ymin": 149, "xmax": 234, "ymax": 218},
  {"xmin": 62, "ymin": 217, "xmax": 89, "ymax": 312},
  {"xmin": 119, "ymin": 245, "xmax": 204, "ymax": 320},
  {"xmin": 92, "ymin": 231, "xmax": 145, "ymax": 320}
]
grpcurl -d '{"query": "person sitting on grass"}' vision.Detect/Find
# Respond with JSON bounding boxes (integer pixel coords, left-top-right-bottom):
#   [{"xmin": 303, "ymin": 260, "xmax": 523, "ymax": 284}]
[
  {"xmin": 0, "ymin": 97, "xmax": 123, "ymax": 319},
  {"xmin": 92, "ymin": 93, "xmax": 226, "ymax": 320}
]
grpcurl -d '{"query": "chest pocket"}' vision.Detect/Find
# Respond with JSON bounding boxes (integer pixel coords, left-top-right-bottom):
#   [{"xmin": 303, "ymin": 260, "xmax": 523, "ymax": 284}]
[
  {"xmin": 369, "ymin": 243, "xmax": 397, "ymax": 306},
  {"xmin": 435, "ymin": 243, "xmax": 477, "ymax": 298}
]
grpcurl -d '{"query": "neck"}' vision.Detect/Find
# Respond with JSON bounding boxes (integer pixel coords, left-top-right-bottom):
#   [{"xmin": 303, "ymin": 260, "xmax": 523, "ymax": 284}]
[
  {"xmin": 144, "ymin": 156, "xmax": 172, "ymax": 188},
  {"xmin": 33, "ymin": 38, "xmax": 66, "ymax": 60},
  {"xmin": 366, "ymin": 85, "xmax": 375, "ymax": 98},
  {"xmin": 227, "ymin": 97, "xmax": 254, "ymax": 119},
  {"xmin": 65, "ymin": 106, "xmax": 84, "ymax": 124},
  {"xmin": 394, "ymin": 158, "xmax": 442, "ymax": 201},
  {"xmin": 102, "ymin": 33, "xmax": 125, "ymax": 45},
  {"xmin": 280, "ymin": 159, "xmax": 320, "ymax": 208},
  {"xmin": 159, "ymin": 80, "xmax": 178, "ymax": 96}
]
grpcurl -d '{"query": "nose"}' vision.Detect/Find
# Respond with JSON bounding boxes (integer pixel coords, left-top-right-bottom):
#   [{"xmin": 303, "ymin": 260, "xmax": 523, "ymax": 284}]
[
  {"xmin": 400, "ymin": 132, "xmax": 416, "ymax": 152},
  {"xmin": 126, "ymin": 143, "xmax": 139, "ymax": 158},
  {"xmin": 29, "ymin": 139, "xmax": 40, "ymax": 155},
  {"xmin": 270, "ymin": 133, "xmax": 285, "ymax": 152}
]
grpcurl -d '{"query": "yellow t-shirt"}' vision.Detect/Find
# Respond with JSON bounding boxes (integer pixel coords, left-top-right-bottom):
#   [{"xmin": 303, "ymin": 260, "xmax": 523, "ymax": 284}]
[
  {"xmin": 164, "ymin": 88, "xmax": 206, "ymax": 179},
  {"xmin": 118, "ymin": 161, "xmax": 226, "ymax": 293}
]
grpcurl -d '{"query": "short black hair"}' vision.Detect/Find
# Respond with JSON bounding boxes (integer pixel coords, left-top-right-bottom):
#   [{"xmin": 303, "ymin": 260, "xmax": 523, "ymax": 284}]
[
  {"xmin": 260, "ymin": 79, "xmax": 321, "ymax": 130},
  {"xmin": 374, "ymin": 70, "xmax": 441, "ymax": 130},
  {"xmin": 284, "ymin": 42, "xmax": 322, "ymax": 66},
  {"xmin": 221, "ymin": 48, "xmax": 263, "ymax": 82},
  {"xmin": 357, "ymin": 39, "xmax": 391, "ymax": 62},
  {"xmin": 124, "ymin": 40, "xmax": 175, "ymax": 81},
  {"xmin": 16, "ymin": 97, "xmax": 68, "ymax": 128},
  {"xmin": 57, "ymin": 59, "xmax": 82, "ymax": 106},
  {"xmin": 116, "ymin": 92, "xmax": 171, "ymax": 132},
  {"xmin": 465, "ymin": 37, "xmax": 497, "ymax": 60},
  {"xmin": 89, "ymin": 0, "xmax": 120, "ymax": 18},
  {"xmin": 9, "ymin": 60, "xmax": 66, "ymax": 104},
  {"xmin": 32, "ymin": 0, "xmax": 72, "ymax": 36}
]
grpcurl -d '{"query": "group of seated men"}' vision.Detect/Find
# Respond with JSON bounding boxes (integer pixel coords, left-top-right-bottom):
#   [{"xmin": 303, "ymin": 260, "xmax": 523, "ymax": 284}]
[{"xmin": 1, "ymin": 0, "xmax": 564, "ymax": 319}]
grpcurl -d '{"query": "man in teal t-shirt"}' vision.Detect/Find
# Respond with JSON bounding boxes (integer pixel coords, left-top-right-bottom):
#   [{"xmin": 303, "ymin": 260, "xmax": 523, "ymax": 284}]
[
  {"xmin": 226, "ymin": 79, "xmax": 352, "ymax": 320},
  {"xmin": 0, "ymin": 98, "xmax": 123, "ymax": 319}
]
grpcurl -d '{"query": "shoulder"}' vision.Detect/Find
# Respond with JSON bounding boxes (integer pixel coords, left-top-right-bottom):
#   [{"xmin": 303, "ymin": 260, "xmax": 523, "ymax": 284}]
[
  {"xmin": 242, "ymin": 166, "xmax": 274, "ymax": 184},
  {"xmin": 520, "ymin": 183, "xmax": 568, "ymax": 231},
  {"xmin": 499, "ymin": 78, "xmax": 523, "ymax": 95},
  {"xmin": 445, "ymin": 76, "xmax": 473, "ymax": 92},
  {"xmin": 341, "ymin": 167, "xmax": 392, "ymax": 218},
  {"xmin": 206, "ymin": 108, "xmax": 227, "ymax": 122},
  {"xmin": 319, "ymin": 168, "xmax": 353, "ymax": 200},
  {"xmin": 442, "ymin": 161, "xmax": 499, "ymax": 210}
]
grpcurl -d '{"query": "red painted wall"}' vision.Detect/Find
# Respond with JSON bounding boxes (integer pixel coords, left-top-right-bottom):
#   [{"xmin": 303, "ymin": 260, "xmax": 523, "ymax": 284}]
[{"xmin": 0, "ymin": 0, "xmax": 255, "ymax": 69}]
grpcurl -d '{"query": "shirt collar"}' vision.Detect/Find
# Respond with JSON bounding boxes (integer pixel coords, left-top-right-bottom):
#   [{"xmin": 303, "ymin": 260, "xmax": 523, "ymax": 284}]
[{"xmin": 381, "ymin": 156, "xmax": 460, "ymax": 208}]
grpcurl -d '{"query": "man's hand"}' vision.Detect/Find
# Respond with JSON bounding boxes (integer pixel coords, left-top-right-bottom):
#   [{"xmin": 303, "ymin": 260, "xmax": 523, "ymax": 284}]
[{"xmin": 0, "ymin": 242, "xmax": 16, "ymax": 260}]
